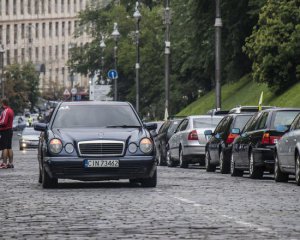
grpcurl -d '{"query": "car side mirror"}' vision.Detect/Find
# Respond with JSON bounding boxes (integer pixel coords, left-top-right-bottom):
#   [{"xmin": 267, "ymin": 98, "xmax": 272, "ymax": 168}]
[
  {"xmin": 204, "ymin": 130, "xmax": 213, "ymax": 136},
  {"xmin": 34, "ymin": 123, "xmax": 47, "ymax": 132},
  {"xmin": 144, "ymin": 123, "xmax": 157, "ymax": 131},
  {"xmin": 231, "ymin": 128, "xmax": 241, "ymax": 135}
]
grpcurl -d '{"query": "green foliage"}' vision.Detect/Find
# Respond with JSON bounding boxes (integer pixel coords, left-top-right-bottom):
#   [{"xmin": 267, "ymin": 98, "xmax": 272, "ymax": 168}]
[
  {"xmin": 244, "ymin": 0, "xmax": 300, "ymax": 92},
  {"xmin": 4, "ymin": 63, "xmax": 40, "ymax": 113}
]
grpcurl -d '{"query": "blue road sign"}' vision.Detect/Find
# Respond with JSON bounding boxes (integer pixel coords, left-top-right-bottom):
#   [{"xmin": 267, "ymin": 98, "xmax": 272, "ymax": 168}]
[{"xmin": 108, "ymin": 69, "xmax": 118, "ymax": 79}]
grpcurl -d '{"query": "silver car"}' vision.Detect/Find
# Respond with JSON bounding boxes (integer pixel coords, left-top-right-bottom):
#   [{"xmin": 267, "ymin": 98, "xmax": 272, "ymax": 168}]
[{"xmin": 167, "ymin": 115, "xmax": 224, "ymax": 168}]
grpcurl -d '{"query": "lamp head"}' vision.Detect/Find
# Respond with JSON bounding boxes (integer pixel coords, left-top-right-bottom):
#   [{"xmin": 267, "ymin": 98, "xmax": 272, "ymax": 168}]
[
  {"xmin": 111, "ymin": 23, "xmax": 120, "ymax": 41},
  {"xmin": 133, "ymin": 2, "xmax": 141, "ymax": 20},
  {"xmin": 100, "ymin": 36, "xmax": 106, "ymax": 49}
]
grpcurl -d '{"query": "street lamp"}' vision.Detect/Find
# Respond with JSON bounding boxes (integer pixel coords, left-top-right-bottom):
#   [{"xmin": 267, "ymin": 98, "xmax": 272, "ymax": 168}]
[
  {"xmin": 133, "ymin": 1, "xmax": 141, "ymax": 113},
  {"xmin": 111, "ymin": 23, "xmax": 120, "ymax": 101},
  {"xmin": 164, "ymin": 0, "xmax": 171, "ymax": 120},
  {"xmin": 99, "ymin": 35, "xmax": 106, "ymax": 85},
  {"xmin": 215, "ymin": 0, "xmax": 222, "ymax": 109},
  {"xmin": 0, "ymin": 45, "xmax": 5, "ymax": 98}
]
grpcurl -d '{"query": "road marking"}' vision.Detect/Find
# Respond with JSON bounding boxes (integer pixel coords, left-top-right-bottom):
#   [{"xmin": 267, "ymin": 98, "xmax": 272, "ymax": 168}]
[{"xmin": 173, "ymin": 196, "xmax": 278, "ymax": 236}]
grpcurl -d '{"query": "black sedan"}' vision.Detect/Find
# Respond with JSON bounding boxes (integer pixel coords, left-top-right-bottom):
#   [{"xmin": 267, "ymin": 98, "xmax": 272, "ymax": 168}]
[
  {"xmin": 34, "ymin": 101, "xmax": 157, "ymax": 188},
  {"xmin": 204, "ymin": 113, "xmax": 253, "ymax": 173},
  {"xmin": 231, "ymin": 108, "xmax": 300, "ymax": 179},
  {"xmin": 275, "ymin": 113, "xmax": 300, "ymax": 185}
]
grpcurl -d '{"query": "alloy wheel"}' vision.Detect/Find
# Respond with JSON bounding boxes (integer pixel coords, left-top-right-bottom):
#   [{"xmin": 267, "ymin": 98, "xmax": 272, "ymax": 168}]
[
  {"xmin": 249, "ymin": 153, "xmax": 254, "ymax": 176},
  {"xmin": 230, "ymin": 154, "xmax": 234, "ymax": 175}
]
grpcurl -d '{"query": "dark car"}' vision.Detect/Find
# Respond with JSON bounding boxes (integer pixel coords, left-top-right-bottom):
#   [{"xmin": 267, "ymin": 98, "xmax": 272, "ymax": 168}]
[
  {"xmin": 34, "ymin": 101, "xmax": 157, "ymax": 188},
  {"xmin": 155, "ymin": 118, "xmax": 183, "ymax": 166},
  {"xmin": 274, "ymin": 113, "xmax": 300, "ymax": 185},
  {"xmin": 230, "ymin": 108, "xmax": 300, "ymax": 179},
  {"xmin": 204, "ymin": 113, "xmax": 253, "ymax": 173}
]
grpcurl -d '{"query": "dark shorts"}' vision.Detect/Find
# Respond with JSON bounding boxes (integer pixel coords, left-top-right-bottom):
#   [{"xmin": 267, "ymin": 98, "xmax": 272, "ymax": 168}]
[{"xmin": 0, "ymin": 129, "xmax": 13, "ymax": 150}]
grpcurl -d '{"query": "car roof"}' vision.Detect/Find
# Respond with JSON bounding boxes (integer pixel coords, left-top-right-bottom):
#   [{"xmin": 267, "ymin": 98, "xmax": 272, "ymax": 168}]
[
  {"xmin": 60, "ymin": 101, "xmax": 131, "ymax": 106},
  {"xmin": 260, "ymin": 107, "xmax": 300, "ymax": 112},
  {"xmin": 188, "ymin": 115, "xmax": 224, "ymax": 119}
]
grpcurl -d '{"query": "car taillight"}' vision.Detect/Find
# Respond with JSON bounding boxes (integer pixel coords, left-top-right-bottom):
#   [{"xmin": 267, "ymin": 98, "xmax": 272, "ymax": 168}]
[
  {"xmin": 226, "ymin": 133, "xmax": 238, "ymax": 144},
  {"xmin": 262, "ymin": 133, "xmax": 281, "ymax": 145},
  {"xmin": 188, "ymin": 130, "xmax": 198, "ymax": 140}
]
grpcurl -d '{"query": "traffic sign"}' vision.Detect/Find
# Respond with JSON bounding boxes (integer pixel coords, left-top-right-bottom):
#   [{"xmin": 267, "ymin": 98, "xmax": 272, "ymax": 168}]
[
  {"xmin": 108, "ymin": 69, "xmax": 118, "ymax": 79},
  {"xmin": 63, "ymin": 89, "xmax": 70, "ymax": 97},
  {"xmin": 71, "ymin": 87, "xmax": 77, "ymax": 95}
]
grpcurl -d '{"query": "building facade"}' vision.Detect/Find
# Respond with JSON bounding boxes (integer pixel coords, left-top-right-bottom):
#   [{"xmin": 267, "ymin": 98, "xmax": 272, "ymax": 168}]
[{"xmin": 0, "ymin": 0, "xmax": 90, "ymax": 93}]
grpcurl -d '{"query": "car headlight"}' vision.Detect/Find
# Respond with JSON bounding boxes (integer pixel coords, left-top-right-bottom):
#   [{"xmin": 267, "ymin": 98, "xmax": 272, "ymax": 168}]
[
  {"xmin": 139, "ymin": 138, "xmax": 153, "ymax": 154},
  {"xmin": 49, "ymin": 138, "xmax": 63, "ymax": 154},
  {"xmin": 65, "ymin": 143, "xmax": 74, "ymax": 154},
  {"xmin": 128, "ymin": 143, "xmax": 138, "ymax": 153}
]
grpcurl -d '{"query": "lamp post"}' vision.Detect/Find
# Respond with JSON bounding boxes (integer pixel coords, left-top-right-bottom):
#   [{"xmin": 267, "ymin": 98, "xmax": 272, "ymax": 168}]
[
  {"xmin": 133, "ymin": 1, "xmax": 141, "ymax": 113},
  {"xmin": 164, "ymin": 0, "xmax": 171, "ymax": 120},
  {"xmin": 111, "ymin": 23, "xmax": 120, "ymax": 101},
  {"xmin": 100, "ymin": 35, "xmax": 106, "ymax": 84},
  {"xmin": 215, "ymin": 0, "xmax": 222, "ymax": 109},
  {"xmin": 0, "ymin": 45, "xmax": 5, "ymax": 98}
]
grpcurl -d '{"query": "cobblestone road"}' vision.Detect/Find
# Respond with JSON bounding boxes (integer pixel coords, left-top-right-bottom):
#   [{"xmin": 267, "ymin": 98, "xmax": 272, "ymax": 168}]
[{"xmin": 0, "ymin": 135, "xmax": 299, "ymax": 239}]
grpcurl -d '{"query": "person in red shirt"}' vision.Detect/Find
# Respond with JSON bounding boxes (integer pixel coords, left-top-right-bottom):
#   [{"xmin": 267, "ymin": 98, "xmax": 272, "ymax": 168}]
[{"xmin": 0, "ymin": 99, "xmax": 14, "ymax": 168}]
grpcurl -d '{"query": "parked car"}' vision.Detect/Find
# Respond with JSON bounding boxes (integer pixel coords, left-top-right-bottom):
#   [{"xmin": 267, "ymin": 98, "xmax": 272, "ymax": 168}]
[
  {"xmin": 229, "ymin": 105, "xmax": 274, "ymax": 114},
  {"xmin": 156, "ymin": 118, "xmax": 184, "ymax": 166},
  {"xmin": 274, "ymin": 113, "xmax": 300, "ymax": 185},
  {"xmin": 230, "ymin": 108, "xmax": 300, "ymax": 178},
  {"xmin": 34, "ymin": 101, "xmax": 157, "ymax": 188},
  {"xmin": 146, "ymin": 121, "xmax": 164, "ymax": 165},
  {"xmin": 167, "ymin": 115, "xmax": 224, "ymax": 168},
  {"xmin": 13, "ymin": 116, "xmax": 27, "ymax": 131},
  {"xmin": 18, "ymin": 127, "xmax": 40, "ymax": 150},
  {"xmin": 204, "ymin": 113, "xmax": 253, "ymax": 173}
]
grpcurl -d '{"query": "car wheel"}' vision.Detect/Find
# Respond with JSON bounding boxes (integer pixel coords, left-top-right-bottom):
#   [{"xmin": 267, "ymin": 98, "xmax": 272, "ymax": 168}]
[
  {"xmin": 157, "ymin": 149, "xmax": 166, "ymax": 166},
  {"xmin": 274, "ymin": 153, "xmax": 289, "ymax": 182},
  {"xmin": 42, "ymin": 164, "xmax": 58, "ymax": 189},
  {"xmin": 19, "ymin": 146, "xmax": 23, "ymax": 151},
  {"xmin": 179, "ymin": 148, "xmax": 188, "ymax": 168},
  {"xmin": 219, "ymin": 151, "xmax": 230, "ymax": 174},
  {"xmin": 249, "ymin": 151, "xmax": 263, "ymax": 179},
  {"xmin": 205, "ymin": 151, "xmax": 216, "ymax": 172},
  {"xmin": 230, "ymin": 154, "xmax": 243, "ymax": 177},
  {"xmin": 141, "ymin": 169, "xmax": 157, "ymax": 187},
  {"xmin": 167, "ymin": 149, "xmax": 176, "ymax": 167},
  {"xmin": 295, "ymin": 154, "xmax": 300, "ymax": 186}
]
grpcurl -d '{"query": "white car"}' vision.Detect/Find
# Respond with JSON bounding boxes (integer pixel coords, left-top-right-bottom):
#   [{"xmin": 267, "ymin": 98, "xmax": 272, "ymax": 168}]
[
  {"xmin": 18, "ymin": 127, "xmax": 40, "ymax": 150},
  {"xmin": 167, "ymin": 115, "xmax": 224, "ymax": 168}
]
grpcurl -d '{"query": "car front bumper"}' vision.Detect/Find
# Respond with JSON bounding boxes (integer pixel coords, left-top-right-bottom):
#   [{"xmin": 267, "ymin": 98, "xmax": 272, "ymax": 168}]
[{"xmin": 43, "ymin": 156, "xmax": 157, "ymax": 181}]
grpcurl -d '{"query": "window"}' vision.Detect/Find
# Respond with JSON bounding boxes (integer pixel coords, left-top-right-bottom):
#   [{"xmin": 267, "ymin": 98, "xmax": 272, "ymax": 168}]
[
  {"xmin": 28, "ymin": 47, "xmax": 32, "ymax": 61},
  {"xmin": 74, "ymin": 0, "xmax": 77, "ymax": 12},
  {"xmin": 34, "ymin": 0, "xmax": 39, "ymax": 14},
  {"xmin": 55, "ymin": 68, "xmax": 59, "ymax": 81},
  {"xmin": 20, "ymin": 0, "xmax": 24, "ymax": 14},
  {"xmin": 13, "ymin": 0, "xmax": 17, "ymax": 14},
  {"xmin": 178, "ymin": 119, "xmax": 189, "ymax": 132},
  {"xmin": 14, "ymin": 49, "xmax": 18, "ymax": 63},
  {"xmin": 21, "ymin": 48, "xmax": 25, "ymax": 62},
  {"xmin": 49, "ymin": 22, "xmax": 52, "ymax": 37},
  {"xmin": 80, "ymin": 0, "xmax": 83, "ymax": 10},
  {"xmin": 21, "ymin": 24, "xmax": 25, "ymax": 39},
  {"xmin": 48, "ymin": 0, "xmax": 51, "ymax": 13},
  {"xmin": 42, "ymin": 23, "xmax": 46, "ymax": 38},
  {"xmin": 6, "ymin": 50, "xmax": 10, "ymax": 64},
  {"xmin": 41, "ymin": 0, "xmax": 45, "ymax": 14},
  {"xmin": 68, "ymin": 21, "xmax": 72, "ymax": 35},
  {"xmin": 35, "ymin": 47, "xmax": 39, "ymax": 61},
  {"xmin": 42, "ymin": 46, "xmax": 45, "ymax": 61},
  {"xmin": 243, "ymin": 113, "xmax": 260, "ymax": 132},
  {"xmin": 28, "ymin": 0, "xmax": 32, "ymax": 14},
  {"xmin": 14, "ymin": 24, "xmax": 18, "ymax": 44},
  {"xmin": 256, "ymin": 112, "xmax": 269, "ymax": 130},
  {"xmin": 28, "ymin": 24, "xmax": 33, "ymax": 43},
  {"xmin": 61, "ymin": 0, "xmax": 65, "ymax": 13},
  {"xmin": 55, "ymin": 45, "xmax": 59, "ymax": 58},
  {"xmin": 272, "ymin": 111, "xmax": 300, "ymax": 129},
  {"xmin": 0, "ymin": 26, "xmax": 3, "ymax": 44},
  {"xmin": 49, "ymin": 68, "xmax": 52, "ymax": 81},
  {"xmin": 68, "ymin": 0, "xmax": 70, "ymax": 13},
  {"xmin": 6, "ymin": 25, "xmax": 10, "ymax": 44},
  {"xmin": 6, "ymin": 0, "xmax": 9, "ymax": 15},
  {"xmin": 49, "ymin": 46, "xmax": 52, "ymax": 59},
  {"xmin": 35, "ymin": 23, "xmax": 39, "ymax": 38},
  {"xmin": 62, "ymin": 44, "xmax": 65, "ymax": 58},
  {"xmin": 62, "ymin": 22, "xmax": 65, "ymax": 37},
  {"xmin": 55, "ymin": 22, "xmax": 59, "ymax": 37},
  {"xmin": 55, "ymin": 0, "xmax": 58, "ymax": 13}
]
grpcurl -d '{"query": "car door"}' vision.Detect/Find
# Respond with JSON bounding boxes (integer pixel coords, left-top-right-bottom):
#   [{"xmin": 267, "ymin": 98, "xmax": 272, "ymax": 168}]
[
  {"xmin": 169, "ymin": 119, "xmax": 187, "ymax": 160},
  {"xmin": 251, "ymin": 112, "xmax": 269, "ymax": 157},
  {"xmin": 286, "ymin": 116, "xmax": 300, "ymax": 170}
]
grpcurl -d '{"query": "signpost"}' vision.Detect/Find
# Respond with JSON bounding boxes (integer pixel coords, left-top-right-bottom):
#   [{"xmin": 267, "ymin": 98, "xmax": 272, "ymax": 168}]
[
  {"xmin": 108, "ymin": 69, "xmax": 118, "ymax": 80},
  {"xmin": 63, "ymin": 89, "xmax": 70, "ymax": 99}
]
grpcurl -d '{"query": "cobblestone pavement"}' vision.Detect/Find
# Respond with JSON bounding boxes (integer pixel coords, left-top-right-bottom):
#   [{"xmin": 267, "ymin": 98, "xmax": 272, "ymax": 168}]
[{"xmin": 0, "ymin": 135, "xmax": 299, "ymax": 239}]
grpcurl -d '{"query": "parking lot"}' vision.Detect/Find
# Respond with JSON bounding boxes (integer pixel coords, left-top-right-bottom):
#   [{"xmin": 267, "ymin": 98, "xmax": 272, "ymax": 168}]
[{"xmin": 0, "ymin": 134, "xmax": 299, "ymax": 239}]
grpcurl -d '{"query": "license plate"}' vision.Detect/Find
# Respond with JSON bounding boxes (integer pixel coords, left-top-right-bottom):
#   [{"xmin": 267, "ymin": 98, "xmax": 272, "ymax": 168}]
[{"xmin": 84, "ymin": 160, "xmax": 119, "ymax": 168}]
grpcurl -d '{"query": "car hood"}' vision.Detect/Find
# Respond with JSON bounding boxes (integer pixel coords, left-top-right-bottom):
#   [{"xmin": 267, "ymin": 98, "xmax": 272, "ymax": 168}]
[{"xmin": 51, "ymin": 127, "xmax": 146, "ymax": 143}]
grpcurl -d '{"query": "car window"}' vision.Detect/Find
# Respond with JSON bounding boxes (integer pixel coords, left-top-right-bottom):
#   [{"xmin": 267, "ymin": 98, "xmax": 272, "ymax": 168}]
[
  {"xmin": 193, "ymin": 117, "xmax": 222, "ymax": 129},
  {"xmin": 167, "ymin": 120, "xmax": 182, "ymax": 135},
  {"xmin": 178, "ymin": 119, "xmax": 189, "ymax": 132},
  {"xmin": 52, "ymin": 105, "xmax": 141, "ymax": 128},
  {"xmin": 255, "ymin": 112, "xmax": 269, "ymax": 130},
  {"xmin": 243, "ymin": 112, "xmax": 260, "ymax": 132},
  {"xmin": 233, "ymin": 115, "xmax": 252, "ymax": 130},
  {"xmin": 22, "ymin": 128, "xmax": 39, "ymax": 135},
  {"xmin": 214, "ymin": 116, "xmax": 231, "ymax": 133},
  {"xmin": 158, "ymin": 121, "xmax": 169, "ymax": 134},
  {"xmin": 271, "ymin": 111, "xmax": 300, "ymax": 129},
  {"xmin": 214, "ymin": 117, "xmax": 227, "ymax": 133}
]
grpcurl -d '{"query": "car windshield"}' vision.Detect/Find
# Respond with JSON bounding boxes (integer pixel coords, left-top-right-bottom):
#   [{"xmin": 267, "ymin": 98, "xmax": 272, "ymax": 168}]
[
  {"xmin": 193, "ymin": 117, "xmax": 222, "ymax": 128},
  {"xmin": 22, "ymin": 128, "xmax": 39, "ymax": 135},
  {"xmin": 272, "ymin": 111, "xmax": 300, "ymax": 129},
  {"xmin": 52, "ymin": 104, "xmax": 141, "ymax": 128},
  {"xmin": 233, "ymin": 115, "xmax": 253, "ymax": 130}
]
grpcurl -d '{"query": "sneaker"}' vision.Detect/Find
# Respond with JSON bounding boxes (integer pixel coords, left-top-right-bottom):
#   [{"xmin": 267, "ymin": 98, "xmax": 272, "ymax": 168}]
[
  {"xmin": 6, "ymin": 163, "xmax": 14, "ymax": 169},
  {"xmin": 0, "ymin": 163, "xmax": 7, "ymax": 169}
]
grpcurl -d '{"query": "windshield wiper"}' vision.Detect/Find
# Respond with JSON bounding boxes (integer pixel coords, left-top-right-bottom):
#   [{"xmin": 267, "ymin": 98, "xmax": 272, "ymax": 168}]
[{"xmin": 106, "ymin": 125, "xmax": 141, "ymax": 128}]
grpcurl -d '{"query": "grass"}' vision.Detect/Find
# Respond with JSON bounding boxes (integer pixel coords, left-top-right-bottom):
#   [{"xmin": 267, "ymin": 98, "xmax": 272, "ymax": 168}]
[{"xmin": 178, "ymin": 74, "xmax": 300, "ymax": 115}]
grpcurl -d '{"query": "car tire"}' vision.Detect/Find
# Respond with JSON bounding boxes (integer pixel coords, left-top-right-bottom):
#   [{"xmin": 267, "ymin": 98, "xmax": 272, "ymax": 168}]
[
  {"xmin": 167, "ymin": 149, "xmax": 176, "ymax": 167},
  {"xmin": 274, "ymin": 153, "xmax": 289, "ymax": 182},
  {"xmin": 141, "ymin": 170, "xmax": 157, "ymax": 187},
  {"xmin": 42, "ymin": 164, "xmax": 58, "ymax": 189},
  {"xmin": 249, "ymin": 151, "xmax": 264, "ymax": 179},
  {"xmin": 157, "ymin": 149, "xmax": 167, "ymax": 166},
  {"xmin": 19, "ymin": 146, "xmax": 23, "ymax": 151},
  {"xmin": 230, "ymin": 154, "xmax": 243, "ymax": 177},
  {"xmin": 179, "ymin": 148, "xmax": 188, "ymax": 168},
  {"xmin": 205, "ymin": 151, "xmax": 216, "ymax": 172},
  {"xmin": 38, "ymin": 166, "xmax": 42, "ymax": 183},
  {"xmin": 219, "ymin": 151, "xmax": 230, "ymax": 174},
  {"xmin": 295, "ymin": 154, "xmax": 300, "ymax": 186}
]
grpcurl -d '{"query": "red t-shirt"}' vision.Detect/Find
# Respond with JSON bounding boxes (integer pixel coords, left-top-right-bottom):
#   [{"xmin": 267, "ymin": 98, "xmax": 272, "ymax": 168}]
[{"xmin": 0, "ymin": 105, "xmax": 14, "ymax": 131}]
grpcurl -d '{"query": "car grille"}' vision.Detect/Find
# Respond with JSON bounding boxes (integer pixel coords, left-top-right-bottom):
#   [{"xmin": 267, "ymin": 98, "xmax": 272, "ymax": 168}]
[{"xmin": 78, "ymin": 140, "xmax": 125, "ymax": 157}]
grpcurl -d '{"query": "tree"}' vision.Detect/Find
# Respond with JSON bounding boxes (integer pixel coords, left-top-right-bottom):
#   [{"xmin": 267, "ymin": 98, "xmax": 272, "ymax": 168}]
[{"xmin": 244, "ymin": 0, "xmax": 300, "ymax": 92}]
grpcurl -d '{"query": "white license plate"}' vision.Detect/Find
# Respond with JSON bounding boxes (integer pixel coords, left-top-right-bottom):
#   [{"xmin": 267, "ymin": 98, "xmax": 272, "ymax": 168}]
[{"xmin": 84, "ymin": 160, "xmax": 119, "ymax": 168}]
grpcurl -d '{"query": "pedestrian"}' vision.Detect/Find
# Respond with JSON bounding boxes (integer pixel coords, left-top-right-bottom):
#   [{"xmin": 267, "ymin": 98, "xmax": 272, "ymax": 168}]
[
  {"xmin": 28, "ymin": 115, "xmax": 33, "ymax": 127},
  {"xmin": 0, "ymin": 99, "xmax": 14, "ymax": 169}
]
